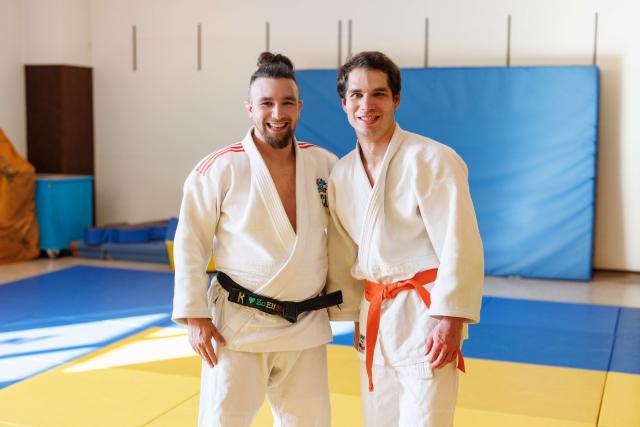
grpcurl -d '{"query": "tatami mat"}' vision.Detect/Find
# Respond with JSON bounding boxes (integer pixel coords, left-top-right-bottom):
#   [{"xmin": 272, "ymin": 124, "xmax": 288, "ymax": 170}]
[
  {"xmin": 464, "ymin": 297, "xmax": 619, "ymax": 370},
  {"xmin": 2, "ymin": 266, "xmax": 640, "ymax": 426},
  {"xmin": 598, "ymin": 371, "xmax": 640, "ymax": 427},
  {"xmin": 0, "ymin": 326, "xmax": 629, "ymax": 427}
]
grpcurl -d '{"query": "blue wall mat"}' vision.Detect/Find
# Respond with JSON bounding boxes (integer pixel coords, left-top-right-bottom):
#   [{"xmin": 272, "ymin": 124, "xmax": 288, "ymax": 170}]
[{"xmin": 296, "ymin": 67, "xmax": 599, "ymax": 280}]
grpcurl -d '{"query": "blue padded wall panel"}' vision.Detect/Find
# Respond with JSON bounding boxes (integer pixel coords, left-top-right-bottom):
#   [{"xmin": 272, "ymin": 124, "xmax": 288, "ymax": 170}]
[{"xmin": 296, "ymin": 67, "xmax": 599, "ymax": 280}]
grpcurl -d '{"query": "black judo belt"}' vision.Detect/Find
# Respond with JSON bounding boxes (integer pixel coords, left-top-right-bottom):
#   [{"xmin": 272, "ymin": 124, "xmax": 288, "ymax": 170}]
[{"xmin": 216, "ymin": 271, "xmax": 343, "ymax": 323}]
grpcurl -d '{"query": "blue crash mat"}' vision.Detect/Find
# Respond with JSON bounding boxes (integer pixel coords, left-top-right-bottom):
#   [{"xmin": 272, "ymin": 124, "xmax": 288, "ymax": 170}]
[{"xmin": 296, "ymin": 66, "xmax": 599, "ymax": 280}]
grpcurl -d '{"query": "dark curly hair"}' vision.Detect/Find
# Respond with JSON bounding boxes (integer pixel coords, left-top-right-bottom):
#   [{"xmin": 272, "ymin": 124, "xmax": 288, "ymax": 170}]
[{"xmin": 337, "ymin": 51, "xmax": 401, "ymax": 100}]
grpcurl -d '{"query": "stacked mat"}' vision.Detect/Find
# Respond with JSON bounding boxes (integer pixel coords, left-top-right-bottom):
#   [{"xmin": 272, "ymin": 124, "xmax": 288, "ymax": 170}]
[
  {"xmin": 75, "ymin": 217, "xmax": 215, "ymax": 270},
  {"xmin": 75, "ymin": 219, "xmax": 174, "ymax": 264}
]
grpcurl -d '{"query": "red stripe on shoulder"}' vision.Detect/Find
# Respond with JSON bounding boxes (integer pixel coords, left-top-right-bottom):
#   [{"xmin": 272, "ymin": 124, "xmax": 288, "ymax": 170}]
[
  {"xmin": 297, "ymin": 141, "xmax": 316, "ymax": 149},
  {"xmin": 196, "ymin": 148, "xmax": 229, "ymax": 174},
  {"xmin": 198, "ymin": 148, "xmax": 244, "ymax": 175},
  {"xmin": 298, "ymin": 142, "xmax": 335, "ymax": 156},
  {"xmin": 195, "ymin": 153, "xmax": 216, "ymax": 172},
  {"xmin": 196, "ymin": 144, "xmax": 244, "ymax": 175},
  {"xmin": 195, "ymin": 144, "xmax": 243, "ymax": 173},
  {"xmin": 199, "ymin": 147, "xmax": 244, "ymax": 175}
]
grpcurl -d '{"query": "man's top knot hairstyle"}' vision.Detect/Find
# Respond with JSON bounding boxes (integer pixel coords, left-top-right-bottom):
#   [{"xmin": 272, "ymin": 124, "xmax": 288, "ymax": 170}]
[
  {"xmin": 337, "ymin": 51, "xmax": 401, "ymax": 100},
  {"xmin": 250, "ymin": 52, "xmax": 297, "ymax": 86}
]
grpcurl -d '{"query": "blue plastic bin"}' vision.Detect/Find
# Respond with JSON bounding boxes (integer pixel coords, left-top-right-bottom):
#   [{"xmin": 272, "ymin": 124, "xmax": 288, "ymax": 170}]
[{"xmin": 35, "ymin": 174, "xmax": 93, "ymax": 251}]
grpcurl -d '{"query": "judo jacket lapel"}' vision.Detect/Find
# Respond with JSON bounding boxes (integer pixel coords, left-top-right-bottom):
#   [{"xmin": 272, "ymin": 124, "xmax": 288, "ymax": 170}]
[
  {"xmin": 357, "ymin": 125, "xmax": 404, "ymax": 279},
  {"xmin": 243, "ymin": 129, "xmax": 296, "ymax": 252},
  {"xmin": 240, "ymin": 131, "xmax": 309, "ymax": 297}
]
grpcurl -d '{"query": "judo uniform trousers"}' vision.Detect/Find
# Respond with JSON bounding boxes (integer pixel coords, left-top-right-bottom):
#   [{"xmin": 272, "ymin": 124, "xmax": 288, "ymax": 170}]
[
  {"xmin": 173, "ymin": 129, "xmax": 337, "ymax": 427},
  {"xmin": 327, "ymin": 125, "xmax": 484, "ymax": 426}
]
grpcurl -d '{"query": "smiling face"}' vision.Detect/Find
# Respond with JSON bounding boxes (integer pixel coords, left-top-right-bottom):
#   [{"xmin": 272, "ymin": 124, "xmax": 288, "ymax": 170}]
[
  {"xmin": 246, "ymin": 77, "xmax": 302, "ymax": 149},
  {"xmin": 341, "ymin": 67, "xmax": 400, "ymax": 145}
]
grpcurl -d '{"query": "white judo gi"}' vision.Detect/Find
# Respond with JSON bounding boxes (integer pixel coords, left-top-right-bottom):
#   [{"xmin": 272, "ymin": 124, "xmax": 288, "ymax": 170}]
[
  {"xmin": 327, "ymin": 124, "xmax": 484, "ymax": 426},
  {"xmin": 173, "ymin": 129, "xmax": 337, "ymax": 426}
]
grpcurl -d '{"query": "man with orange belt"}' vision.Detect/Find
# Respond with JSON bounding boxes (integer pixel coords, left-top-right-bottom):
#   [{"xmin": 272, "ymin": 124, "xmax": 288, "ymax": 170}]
[{"xmin": 327, "ymin": 51, "xmax": 484, "ymax": 426}]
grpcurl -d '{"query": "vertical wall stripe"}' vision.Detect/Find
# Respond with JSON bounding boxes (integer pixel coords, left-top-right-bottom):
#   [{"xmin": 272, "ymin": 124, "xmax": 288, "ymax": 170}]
[
  {"xmin": 506, "ymin": 15, "xmax": 512, "ymax": 67},
  {"xmin": 338, "ymin": 20, "xmax": 343, "ymax": 68},
  {"xmin": 593, "ymin": 12, "xmax": 599, "ymax": 65},
  {"xmin": 197, "ymin": 23, "xmax": 202, "ymax": 71},
  {"xmin": 132, "ymin": 25, "xmax": 137, "ymax": 72},
  {"xmin": 265, "ymin": 21, "xmax": 270, "ymax": 52},
  {"xmin": 424, "ymin": 17, "xmax": 429, "ymax": 68},
  {"xmin": 347, "ymin": 19, "xmax": 352, "ymax": 58}
]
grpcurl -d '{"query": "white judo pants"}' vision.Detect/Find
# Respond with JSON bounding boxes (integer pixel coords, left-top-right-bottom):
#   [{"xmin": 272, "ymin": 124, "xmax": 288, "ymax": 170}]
[
  {"xmin": 359, "ymin": 361, "xmax": 459, "ymax": 427},
  {"xmin": 198, "ymin": 345, "xmax": 330, "ymax": 427}
]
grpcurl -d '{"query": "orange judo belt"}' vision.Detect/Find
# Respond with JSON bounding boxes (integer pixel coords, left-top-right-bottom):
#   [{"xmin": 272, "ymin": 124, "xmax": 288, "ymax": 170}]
[{"xmin": 364, "ymin": 268, "xmax": 465, "ymax": 392}]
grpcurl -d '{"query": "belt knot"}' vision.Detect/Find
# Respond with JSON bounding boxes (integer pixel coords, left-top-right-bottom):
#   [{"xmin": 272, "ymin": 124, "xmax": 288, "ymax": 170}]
[
  {"xmin": 363, "ymin": 268, "xmax": 463, "ymax": 392},
  {"xmin": 381, "ymin": 286, "xmax": 394, "ymax": 299}
]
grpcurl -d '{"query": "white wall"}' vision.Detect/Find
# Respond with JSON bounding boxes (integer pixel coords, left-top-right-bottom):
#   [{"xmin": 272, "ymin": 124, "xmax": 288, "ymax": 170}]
[
  {"xmin": 0, "ymin": 0, "xmax": 26, "ymax": 156},
  {"xmin": 90, "ymin": 0, "xmax": 263, "ymax": 225},
  {"xmin": 0, "ymin": 0, "xmax": 91, "ymax": 157},
  {"xmin": 23, "ymin": 0, "xmax": 91, "ymax": 65},
  {"xmin": 592, "ymin": 0, "xmax": 640, "ymax": 271},
  {"xmin": 3, "ymin": 0, "xmax": 628, "ymax": 271}
]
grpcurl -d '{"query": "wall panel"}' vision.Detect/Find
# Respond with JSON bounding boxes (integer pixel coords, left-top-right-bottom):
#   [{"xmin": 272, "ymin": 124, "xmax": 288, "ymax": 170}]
[
  {"xmin": 425, "ymin": 0, "xmax": 511, "ymax": 67},
  {"xmin": 83, "ymin": 0, "xmax": 640, "ymax": 271},
  {"xmin": 509, "ymin": 0, "xmax": 596, "ymax": 66},
  {"xmin": 0, "ymin": 0, "xmax": 26, "ymax": 156},
  {"xmin": 592, "ymin": 0, "xmax": 640, "ymax": 270},
  {"xmin": 91, "ymin": 0, "xmax": 264, "ymax": 224},
  {"xmin": 24, "ymin": 0, "xmax": 91, "ymax": 65},
  {"xmin": 263, "ymin": 0, "xmax": 343, "ymax": 69}
]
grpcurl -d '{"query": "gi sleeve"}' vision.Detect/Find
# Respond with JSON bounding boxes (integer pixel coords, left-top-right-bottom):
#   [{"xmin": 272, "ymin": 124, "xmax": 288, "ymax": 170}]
[
  {"xmin": 415, "ymin": 146, "xmax": 484, "ymax": 324},
  {"xmin": 172, "ymin": 165, "xmax": 226, "ymax": 325},
  {"xmin": 326, "ymin": 175, "xmax": 363, "ymax": 321}
]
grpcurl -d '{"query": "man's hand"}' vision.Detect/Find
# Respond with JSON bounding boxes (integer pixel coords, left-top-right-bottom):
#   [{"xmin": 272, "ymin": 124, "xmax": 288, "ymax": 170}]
[
  {"xmin": 425, "ymin": 316, "xmax": 463, "ymax": 369},
  {"xmin": 187, "ymin": 318, "xmax": 226, "ymax": 368},
  {"xmin": 353, "ymin": 321, "xmax": 360, "ymax": 350}
]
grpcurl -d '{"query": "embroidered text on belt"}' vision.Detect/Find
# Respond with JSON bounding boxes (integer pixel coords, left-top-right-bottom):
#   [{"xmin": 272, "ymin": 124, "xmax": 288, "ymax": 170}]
[
  {"xmin": 364, "ymin": 268, "xmax": 465, "ymax": 392},
  {"xmin": 216, "ymin": 271, "xmax": 343, "ymax": 323}
]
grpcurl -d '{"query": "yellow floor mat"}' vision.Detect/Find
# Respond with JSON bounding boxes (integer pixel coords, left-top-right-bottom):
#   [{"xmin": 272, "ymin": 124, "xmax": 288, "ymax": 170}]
[
  {"xmin": 598, "ymin": 371, "xmax": 640, "ymax": 427},
  {"xmin": 0, "ymin": 327, "xmax": 199, "ymax": 427},
  {"xmin": 0, "ymin": 326, "xmax": 624, "ymax": 427},
  {"xmin": 457, "ymin": 358, "xmax": 605, "ymax": 426}
]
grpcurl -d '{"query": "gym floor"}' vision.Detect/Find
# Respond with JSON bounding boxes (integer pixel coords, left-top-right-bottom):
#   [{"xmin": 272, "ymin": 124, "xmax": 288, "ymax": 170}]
[{"xmin": 0, "ymin": 259, "xmax": 639, "ymax": 426}]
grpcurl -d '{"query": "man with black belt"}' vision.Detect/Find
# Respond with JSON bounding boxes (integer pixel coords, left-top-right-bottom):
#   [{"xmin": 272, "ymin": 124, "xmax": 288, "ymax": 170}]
[{"xmin": 172, "ymin": 52, "xmax": 340, "ymax": 427}]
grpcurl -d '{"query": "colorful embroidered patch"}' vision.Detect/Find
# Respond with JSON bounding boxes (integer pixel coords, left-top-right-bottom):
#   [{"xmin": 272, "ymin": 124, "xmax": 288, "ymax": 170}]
[
  {"xmin": 358, "ymin": 334, "xmax": 366, "ymax": 353},
  {"xmin": 316, "ymin": 178, "xmax": 328, "ymax": 207},
  {"xmin": 237, "ymin": 292, "xmax": 284, "ymax": 314}
]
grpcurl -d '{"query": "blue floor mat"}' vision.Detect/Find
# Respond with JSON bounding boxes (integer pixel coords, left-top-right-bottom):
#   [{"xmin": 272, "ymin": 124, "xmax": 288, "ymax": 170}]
[
  {"xmin": 331, "ymin": 296, "xmax": 622, "ymax": 372},
  {"xmin": 1, "ymin": 266, "xmax": 638, "ymax": 390},
  {"xmin": 463, "ymin": 297, "xmax": 618, "ymax": 371},
  {"xmin": 0, "ymin": 266, "xmax": 174, "ymax": 332},
  {"xmin": 0, "ymin": 266, "xmax": 175, "ymax": 388},
  {"xmin": 609, "ymin": 307, "xmax": 640, "ymax": 374}
]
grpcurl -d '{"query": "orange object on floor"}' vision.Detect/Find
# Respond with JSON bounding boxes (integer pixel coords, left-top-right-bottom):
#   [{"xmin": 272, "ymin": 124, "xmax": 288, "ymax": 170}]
[{"xmin": 0, "ymin": 128, "xmax": 39, "ymax": 263}]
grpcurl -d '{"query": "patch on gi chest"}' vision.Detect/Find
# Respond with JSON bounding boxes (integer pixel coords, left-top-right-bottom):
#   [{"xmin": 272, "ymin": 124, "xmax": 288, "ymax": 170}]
[{"xmin": 316, "ymin": 178, "xmax": 328, "ymax": 207}]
